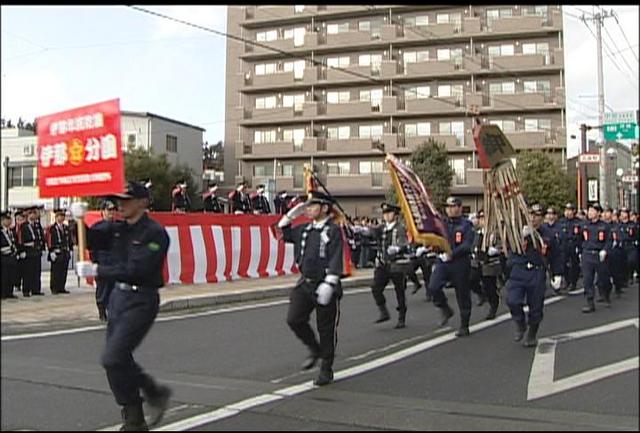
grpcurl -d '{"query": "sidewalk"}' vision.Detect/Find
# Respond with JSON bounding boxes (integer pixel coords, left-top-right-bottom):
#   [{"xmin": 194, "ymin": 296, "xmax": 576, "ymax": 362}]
[{"xmin": 1, "ymin": 269, "xmax": 374, "ymax": 335}]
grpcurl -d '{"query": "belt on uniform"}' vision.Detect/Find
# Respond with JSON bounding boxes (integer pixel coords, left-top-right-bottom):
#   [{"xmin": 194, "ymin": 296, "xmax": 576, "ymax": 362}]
[
  {"xmin": 515, "ymin": 262, "xmax": 544, "ymax": 270},
  {"xmin": 584, "ymin": 250, "xmax": 600, "ymax": 255},
  {"xmin": 115, "ymin": 282, "xmax": 156, "ymax": 292}
]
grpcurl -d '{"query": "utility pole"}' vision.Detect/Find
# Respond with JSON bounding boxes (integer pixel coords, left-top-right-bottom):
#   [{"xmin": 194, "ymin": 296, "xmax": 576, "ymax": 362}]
[{"xmin": 581, "ymin": 9, "xmax": 614, "ymax": 206}]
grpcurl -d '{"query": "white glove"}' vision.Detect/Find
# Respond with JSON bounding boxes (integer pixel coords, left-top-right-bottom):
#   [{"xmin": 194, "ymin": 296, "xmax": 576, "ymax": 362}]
[
  {"xmin": 76, "ymin": 261, "xmax": 98, "ymax": 277},
  {"xmin": 387, "ymin": 245, "xmax": 401, "ymax": 255},
  {"xmin": 598, "ymin": 250, "xmax": 607, "ymax": 262},
  {"xmin": 286, "ymin": 202, "xmax": 306, "ymax": 220},
  {"xmin": 438, "ymin": 253, "xmax": 451, "ymax": 262},
  {"xmin": 488, "ymin": 246, "xmax": 500, "ymax": 256},
  {"xmin": 316, "ymin": 282, "xmax": 334, "ymax": 306},
  {"xmin": 415, "ymin": 246, "xmax": 428, "ymax": 257},
  {"xmin": 551, "ymin": 276, "xmax": 562, "ymax": 290},
  {"xmin": 70, "ymin": 202, "xmax": 88, "ymax": 219},
  {"xmin": 50, "ymin": 252, "xmax": 57, "ymax": 262},
  {"xmin": 522, "ymin": 225, "xmax": 533, "ymax": 238},
  {"xmin": 19, "ymin": 252, "xmax": 26, "ymax": 259}
]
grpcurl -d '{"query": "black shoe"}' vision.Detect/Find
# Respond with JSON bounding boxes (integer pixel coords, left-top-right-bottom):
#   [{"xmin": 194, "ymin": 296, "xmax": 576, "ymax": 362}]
[
  {"xmin": 411, "ymin": 284, "xmax": 421, "ymax": 295},
  {"xmin": 513, "ymin": 322, "xmax": 527, "ymax": 342},
  {"xmin": 476, "ymin": 296, "xmax": 486, "ymax": 307},
  {"xmin": 596, "ymin": 297, "xmax": 605, "ymax": 303},
  {"xmin": 374, "ymin": 305, "xmax": 390, "ymax": 323},
  {"xmin": 59, "ymin": 290, "xmax": 70, "ymax": 294},
  {"xmin": 455, "ymin": 326, "xmax": 470, "ymax": 337},
  {"xmin": 582, "ymin": 299, "xmax": 596, "ymax": 313},
  {"xmin": 313, "ymin": 369, "xmax": 334, "ymax": 386},
  {"xmin": 438, "ymin": 305, "xmax": 454, "ymax": 327},
  {"xmin": 523, "ymin": 323, "xmax": 539, "ymax": 348},
  {"xmin": 144, "ymin": 385, "xmax": 172, "ymax": 427},
  {"xmin": 23, "ymin": 293, "xmax": 31, "ymax": 298},
  {"xmin": 394, "ymin": 317, "xmax": 406, "ymax": 329},
  {"xmin": 32, "ymin": 292, "xmax": 44, "ymax": 296},
  {"xmin": 485, "ymin": 307, "xmax": 497, "ymax": 320},
  {"xmin": 120, "ymin": 402, "xmax": 149, "ymax": 431},
  {"xmin": 425, "ymin": 294, "xmax": 433, "ymax": 303},
  {"xmin": 301, "ymin": 351, "xmax": 319, "ymax": 370}
]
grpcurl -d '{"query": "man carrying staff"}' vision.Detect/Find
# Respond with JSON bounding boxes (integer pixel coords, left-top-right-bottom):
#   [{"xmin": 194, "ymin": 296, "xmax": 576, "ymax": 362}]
[
  {"xmin": 277, "ymin": 190, "xmax": 345, "ymax": 386},
  {"xmin": 73, "ymin": 181, "xmax": 172, "ymax": 430}
]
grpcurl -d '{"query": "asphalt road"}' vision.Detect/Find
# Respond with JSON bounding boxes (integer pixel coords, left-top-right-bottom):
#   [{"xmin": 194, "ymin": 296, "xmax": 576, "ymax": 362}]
[{"xmin": 1, "ymin": 283, "xmax": 638, "ymax": 431}]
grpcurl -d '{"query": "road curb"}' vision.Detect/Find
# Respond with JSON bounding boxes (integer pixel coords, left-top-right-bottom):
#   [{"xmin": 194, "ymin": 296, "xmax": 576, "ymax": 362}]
[{"xmin": 159, "ymin": 275, "xmax": 374, "ymax": 313}]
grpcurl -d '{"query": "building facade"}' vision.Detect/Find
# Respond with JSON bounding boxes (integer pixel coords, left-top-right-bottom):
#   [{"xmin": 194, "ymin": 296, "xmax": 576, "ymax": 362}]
[
  {"xmin": 1, "ymin": 112, "xmax": 205, "ymax": 211},
  {"xmin": 225, "ymin": 5, "xmax": 567, "ymax": 216}
]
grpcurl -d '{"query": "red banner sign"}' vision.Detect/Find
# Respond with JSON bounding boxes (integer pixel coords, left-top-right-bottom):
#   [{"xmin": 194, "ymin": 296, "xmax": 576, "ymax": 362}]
[{"xmin": 37, "ymin": 99, "xmax": 124, "ymax": 198}]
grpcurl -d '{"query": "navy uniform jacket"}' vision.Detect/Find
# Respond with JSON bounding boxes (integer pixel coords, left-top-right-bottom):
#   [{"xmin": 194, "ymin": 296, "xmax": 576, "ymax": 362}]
[
  {"xmin": 204, "ymin": 194, "xmax": 223, "ymax": 213},
  {"xmin": 251, "ymin": 194, "xmax": 271, "ymax": 214},
  {"xmin": 444, "ymin": 216, "xmax": 474, "ymax": 260},
  {"xmin": 88, "ymin": 213, "xmax": 169, "ymax": 288},
  {"xmin": 619, "ymin": 221, "xmax": 639, "ymax": 251},
  {"xmin": 46, "ymin": 223, "xmax": 73, "ymax": 258},
  {"xmin": 581, "ymin": 219, "xmax": 613, "ymax": 254},
  {"xmin": 19, "ymin": 221, "xmax": 41, "ymax": 258},
  {"xmin": 508, "ymin": 225, "xmax": 562, "ymax": 276},
  {"xmin": 282, "ymin": 218, "xmax": 344, "ymax": 284},
  {"xmin": 88, "ymin": 219, "xmax": 115, "ymax": 266},
  {"xmin": 544, "ymin": 221, "xmax": 565, "ymax": 265},
  {"xmin": 559, "ymin": 217, "xmax": 583, "ymax": 253},
  {"xmin": 34, "ymin": 220, "xmax": 46, "ymax": 253},
  {"xmin": 362, "ymin": 221, "xmax": 409, "ymax": 265},
  {"xmin": 231, "ymin": 191, "xmax": 252, "ymax": 213},
  {"xmin": 1, "ymin": 226, "xmax": 18, "ymax": 261}
]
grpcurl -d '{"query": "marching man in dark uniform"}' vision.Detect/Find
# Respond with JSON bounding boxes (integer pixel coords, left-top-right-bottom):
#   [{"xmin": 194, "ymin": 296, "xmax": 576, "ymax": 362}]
[
  {"xmin": 231, "ymin": 181, "xmax": 252, "ymax": 214},
  {"xmin": 46, "ymin": 208, "xmax": 73, "ymax": 294},
  {"xmin": 364, "ymin": 203, "xmax": 412, "ymax": 329},
  {"xmin": 18, "ymin": 206, "xmax": 45, "ymax": 297},
  {"xmin": 559, "ymin": 203, "xmax": 582, "ymax": 292},
  {"xmin": 1, "ymin": 210, "xmax": 19, "ymax": 299},
  {"xmin": 277, "ymin": 190, "xmax": 345, "ymax": 386},
  {"xmin": 203, "ymin": 182, "xmax": 224, "ymax": 214},
  {"xmin": 543, "ymin": 207, "xmax": 565, "ymax": 294},
  {"xmin": 619, "ymin": 208, "xmax": 639, "ymax": 287},
  {"xmin": 608, "ymin": 210, "xmax": 627, "ymax": 298},
  {"xmin": 13, "ymin": 210, "xmax": 26, "ymax": 294},
  {"xmin": 428, "ymin": 196, "xmax": 475, "ymax": 337},
  {"xmin": 90, "ymin": 199, "xmax": 118, "ymax": 321},
  {"xmin": 274, "ymin": 190, "xmax": 291, "ymax": 215},
  {"xmin": 469, "ymin": 209, "xmax": 502, "ymax": 320},
  {"xmin": 506, "ymin": 203, "xmax": 562, "ymax": 347},
  {"xmin": 251, "ymin": 184, "xmax": 272, "ymax": 215},
  {"xmin": 171, "ymin": 181, "xmax": 191, "ymax": 213},
  {"xmin": 580, "ymin": 203, "xmax": 613, "ymax": 313},
  {"xmin": 73, "ymin": 181, "xmax": 172, "ymax": 430}
]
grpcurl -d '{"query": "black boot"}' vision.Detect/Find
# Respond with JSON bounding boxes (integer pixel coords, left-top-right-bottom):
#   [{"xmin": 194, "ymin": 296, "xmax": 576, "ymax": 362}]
[
  {"xmin": 582, "ymin": 298, "xmax": 595, "ymax": 313},
  {"xmin": 523, "ymin": 323, "xmax": 540, "ymax": 347},
  {"xmin": 394, "ymin": 308, "xmax": 406, "ymax": 329},
  {"xmin": 513, "ymin": 321, "xmax": 527, "ymax": 342},
  {"xmin": 485, "ymin": 304, "xmax": 498, "ymax": 320},
  {"xmin": 604, "ymin": 291, "xmax": 612, "ymax": 308},
  {"xmin": 425, "ymin": 293, "xmax": 433, "ymax": 302},
  {"xmin": 313, "ymin": 361, "xmax": 334, "ymax": 386},
  {"xmin": 455, "ymin": 323, "xmax": 470, "ymax": 337},
  {"xmin": 476, "ymin": 293, "xmax": 486, "ymax": 306},
  {"xmin": 374, "ymin": 304, "xmax": 390, "ymax": 323},
  {"xmin": 143, "ymin": 384, "xmax": 172, "ymax": 427},
  {"xmin": 120, "ymin": 402, "xmax": 148, "ymax": 431},
  {"xmin": 438, "ymin": 304, "xmax": 454, "ymax": 327}
]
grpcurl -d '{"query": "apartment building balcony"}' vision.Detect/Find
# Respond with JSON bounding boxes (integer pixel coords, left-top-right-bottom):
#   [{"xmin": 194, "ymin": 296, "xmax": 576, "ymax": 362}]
[
  {"xmin": 487, "ymin": 15, "xmax": 545, "ymax": 33},
  {"xmin": 325, "ymin": 101, "xmax": 379, "ymax": 116},
  {"xmin": 324, "ymin": 30, "xmax": 376, "ymax": 47},
  {"xmin": 405, "ymin": 59, "xmax": 462, "ymax": 76},
  {"xmin": 326, "ymin": 65, "xmax": 381, "ymax": 82},
  {"xmin": 250, "ymin": 141, "xmax": 303, "ymax": 156},
  {"xmin": 246, "ymin": 71, "xmax": 296, "ymax": 88},
  {"xmin": 382, "ymin": 96, "xmax": 397, "ymax": 114},
  {"xmin": 403, "ymin": 23, "xmax": 461, "ymax": 40},
  {"xmin": 553, "ymin": 48, "xmax": 564, "ymax": 67},
  {"xmin": 325, "ymin": 137, "xmax": 380, "ymax": 154},
  {"xmin": 381, "ymin": 24, "xmax": 404, "ymax": 41},
  {"xmin": 404, "ymin": 97, "xmax": 463, "ymax": 114},
  {"xmin": 463, "ymin": 17, "xmax": 482, "ymax": 33},
  {"xmin": 248, "ymin": 38, "xmax": 298, "ymax": 55},
  {"xmin": 326, "ymin": 173, "xmax": 389, "ymax": 192},
  {"xmin": 490, "ymin": 53, "xmax": 547, "ymax": 70},
  {"xmin": 504, "ymin": 131, "xmax": 547, "ymax": 149},
  {"xmin": 489, "ymin": 92, "xmax": 557, "ymax": 110},
  {"xmin": 245, "ymin": 106, "xmax": 294, "ymax": 121},
  {"xmin": 304, "ymin": 32, "xmax": 319, "ymax": 48},
  {"xmin": 302, "ymin": 101, "xmax": 321, "ymax": 117}
]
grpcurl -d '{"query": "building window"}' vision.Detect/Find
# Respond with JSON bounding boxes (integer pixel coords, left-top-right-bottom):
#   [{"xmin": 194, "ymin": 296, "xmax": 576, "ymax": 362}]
[
  {"xmin": 359, "ymin": 124, "xmax": 384, "ymax": 140},
  {"xmin": 283, "ymin": 128, "xmax": 305, "ymax": 150},
  {"xmin": 327, "ymin": 161, "xmax": 351, "ymax": 175},
  {"xmin": 327, "ymin": 91, "xmax": 351, "ymax": 104},
  {"xmin": 489, "ymin": 119, "xmax": 516, "ymax": 133},
  {"xmin": 438, "ymin": 84, "xmax": 464, "ymax": 103},
  {"xmin": 255, "ymin": 95, "xmax": 277, "ymax": 109},
  {"xmin": 255, "ymin": 62, "xmax": 277, "ymax": 76},
  {"xmin": 359, "ymin": 161, "xmax": 384, "ymax": 174},
  {"xmin": 254, "ymin": 129, "xmax": 277, "ymax": 144},
  {"xmin": 486, "ymin": 8, "xmax": 513, "ymax": 27},
  {"xmin": 405, "ymin": 15, "xmax": 429, "ymax": 27},
  {"xmin": 256, "ymin": 29, "xmax": 278, "ymax": 42},
  {"xmin": 283, "ymin": 93, "xmax": 305, "ymax": 111},
  {"xmin": 436, "ymin": 12, "xmax": 462, "ymax": 26},
  {"xmin": 166, "ymin": 135, "xmax": 177, "ymax": 153},
  {"xmin": 359, "ymin": 88, "xmax": 383, "ymax": 108},
  {"xmin": 405, "ymin": 122, "xmax": 431, "ymax": 137},
  {"xmin": 358, "ymin": 53, "xmax": 383, "ymax": 72},
  {"xmin": 327, "ymin": 126, "xmax": 351, "ymax": 140},
  {"xmin": 326, "ymin": 56, "xmax": 350, "ymax": 68},
  {"xmin": 283, "ymin": 59, "xmax": 305, "ymax": 79},
  {"xmin": 488, "ymin": 44, "xmax": 515, "ymax": 59},
  {"xmin": 403, "ymin": 50, "xmax": 430, "ymax": 69},
  {"xmin": 253, "ymin": 163, "xmax": 273, "ymax": 177},
  {"xmin": 523, "ymin": 80, "xmax": 551, "ymax": 98},
  {"xmin": 524, "ymin": 118, "xmax": 552, "ymax": 132},
  {"xmin": 439, "ymin": 121, "xmax": 465, "ymax": 145},
  {"xmin": 294, "ymin": 5, "xmax": 305, "ymax": 13},
  {"xmin": 8, "ymin": 165, "xmax": 36, "ymax": 188},
  {"xmin": 126, "ymin": 133, "xmax": 137, "ymax": 149},
  {"xmin": 327, "ymin": 22, "xmax": 349, "ymax": 34},
  {"xmin": 437, "ymin": 48, "xmax": 463, "ymax": 65},
  {"xmin": 448, "ymin": 158, "xmax": 466, "ymax": 185},
  {"xmin": 522, "ymin": 42, "xmax": 550, "ymax": 64},
  {"xmin": 405, "ymin": 85, "xmax": 431, "ymax": 99}
]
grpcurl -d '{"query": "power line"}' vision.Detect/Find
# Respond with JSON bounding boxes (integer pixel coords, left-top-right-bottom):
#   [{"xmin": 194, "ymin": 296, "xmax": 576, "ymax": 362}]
[{"xmin": 602, "ymin": 23, "xmax": 637, "ymax": 77}]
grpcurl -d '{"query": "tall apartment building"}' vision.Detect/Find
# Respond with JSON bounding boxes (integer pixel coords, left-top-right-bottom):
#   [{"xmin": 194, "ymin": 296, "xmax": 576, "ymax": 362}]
[{"xmin": 225, "ymin": 5, "xmax": 566, "ymax": 216}]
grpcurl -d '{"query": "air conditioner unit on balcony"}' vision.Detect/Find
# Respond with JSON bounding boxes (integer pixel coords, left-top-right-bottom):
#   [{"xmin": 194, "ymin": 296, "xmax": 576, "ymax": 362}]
[{"xmin": 22, "ymin": 144, "xmax": 34, "ymax": 157}]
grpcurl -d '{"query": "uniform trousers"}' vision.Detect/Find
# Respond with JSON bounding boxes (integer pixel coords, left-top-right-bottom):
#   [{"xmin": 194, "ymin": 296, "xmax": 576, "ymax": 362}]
[
  {"xmin": 428, "ymin": 258, "xmax": 472, "ymax": 324},
  {"xmin": 50, "ymin": 252, "xmax": 70, "ymax": 293},
  {"xmin": 581, "ymin": 251, "xmax": 611, "ymax": 300},
  {"xmin": 101, "ymin": 287, "xmax": 160, "ymax": 406},
  {"xmin": 22, "ymin": 255, "xmax": 42, "ymax": 295},
  {"xmin": 287, "ymin": 280, "xmax": 340, "ymax": 370},
  {"xmin": 563, "ymin": 244, "xmax": 580, "ymax": 289},
  {"xmin": 1, "ymin": 256, "xmax": 17, "ymax": 297},
  {"xmin": 506, "ymin": 265, "xmax": 546, "ymax": 326},
  {"xmin": 371, "ymin": 264, "xmax": 407, "ymax": 313}
]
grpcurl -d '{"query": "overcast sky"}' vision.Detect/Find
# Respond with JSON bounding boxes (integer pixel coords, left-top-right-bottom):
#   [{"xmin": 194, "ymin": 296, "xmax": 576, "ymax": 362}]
[{"xmin": 1, "ymin": 5, "xmax": 638, "ymax": 157}]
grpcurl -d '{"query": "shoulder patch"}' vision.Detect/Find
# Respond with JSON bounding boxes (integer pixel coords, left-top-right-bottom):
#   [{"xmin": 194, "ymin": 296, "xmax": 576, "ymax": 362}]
[{"xmin": 148, "ymin": 242, "xmax": 161, "ymax": 252}]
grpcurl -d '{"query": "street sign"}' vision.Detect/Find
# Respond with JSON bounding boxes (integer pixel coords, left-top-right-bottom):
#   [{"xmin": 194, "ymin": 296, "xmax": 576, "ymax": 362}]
[
  {"xmin": 603, "ymin": 122, "xmax": 638, "ymax": 141},
  {"xmin": 579, "ymin": 153, "xmax": 601, "ymax": 163},
  {"xmin": 622, "ymin": 175, "xmax": 639, "ymax": 183},
  {"xmin": 588, "ymin": 179, "xmax": 598, "ymax": 201},
  {"xmin": 604, "ymin": 110, "xmax": 636, "ymax": 124}
]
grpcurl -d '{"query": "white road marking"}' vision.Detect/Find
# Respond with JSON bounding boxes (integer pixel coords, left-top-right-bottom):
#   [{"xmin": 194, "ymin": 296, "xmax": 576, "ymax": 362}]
[
  {"xmin": 155, "ymin": 296, "xmax": 566, "ymax": 431},
  {"xmin": 527, "ymin": 318, "xmax": 639, "ymax": 401}
]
